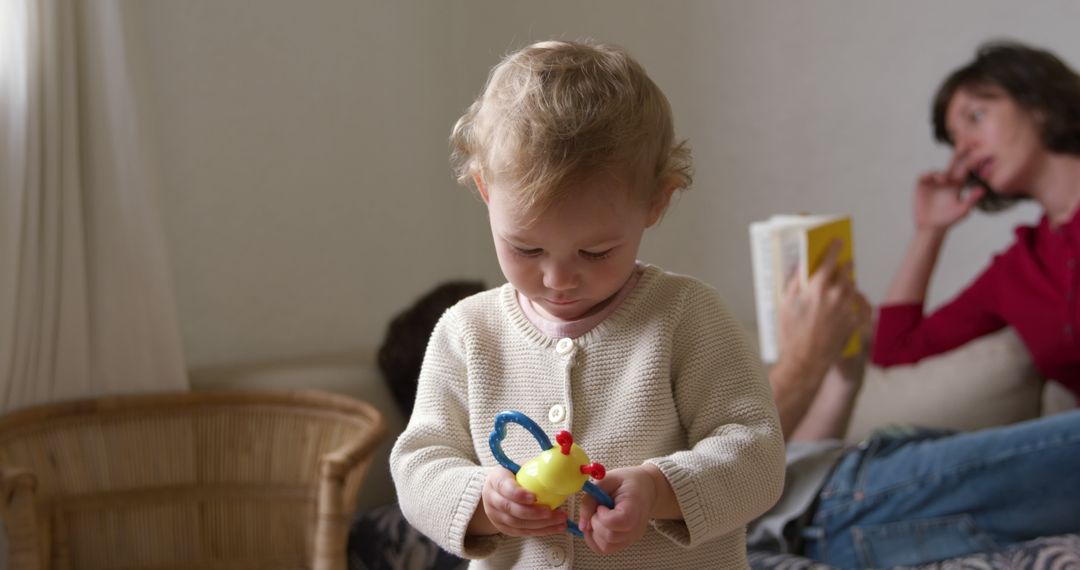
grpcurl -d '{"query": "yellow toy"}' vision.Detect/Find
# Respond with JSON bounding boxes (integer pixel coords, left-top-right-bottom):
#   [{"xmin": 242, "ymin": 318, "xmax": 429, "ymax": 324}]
[
  {"xmin": 489, "ymin": 410, "xmax": 613, "ymax": 537},
  {"xmin": 516, "ymin": 429, "xmax": 607, "ymax": 509}
]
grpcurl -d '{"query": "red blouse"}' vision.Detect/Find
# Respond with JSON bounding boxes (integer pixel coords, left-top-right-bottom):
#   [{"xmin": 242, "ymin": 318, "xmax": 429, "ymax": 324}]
[{"xmin": 872, "ymin": 206, "xmax": 1080, "ymax": 402}]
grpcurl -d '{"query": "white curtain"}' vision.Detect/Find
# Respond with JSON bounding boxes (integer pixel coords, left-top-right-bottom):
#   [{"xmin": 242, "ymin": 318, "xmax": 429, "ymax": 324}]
[{"xmin": 0, "ymin": 0, "xmax": 188, "ymax": 413}]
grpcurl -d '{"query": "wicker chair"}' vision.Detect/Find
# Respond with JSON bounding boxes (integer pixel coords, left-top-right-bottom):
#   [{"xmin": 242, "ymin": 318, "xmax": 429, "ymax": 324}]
[{"xmin": 0, "ymin": 390, "xmax": 386, "ymax": 570}]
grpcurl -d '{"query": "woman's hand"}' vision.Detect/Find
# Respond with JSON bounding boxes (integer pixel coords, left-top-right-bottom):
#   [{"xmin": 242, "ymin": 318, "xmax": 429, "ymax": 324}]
[{"xmin": 912, "ymin": 154, "xmax": 985, "ymax": 230}]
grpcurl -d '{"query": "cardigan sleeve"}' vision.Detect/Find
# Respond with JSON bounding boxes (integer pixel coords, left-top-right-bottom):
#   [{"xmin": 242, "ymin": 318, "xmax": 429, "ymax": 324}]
[
  {"xmin": 645, "ymin": 283, "xmax": 786, "ymax": 547},
  {"xmin": 872, "ymin": 256, "xmax": 1007, "ymax": 367},
  {"xmin": 389, "ymin": 311, "xmax": 501, "ymax": 559}
]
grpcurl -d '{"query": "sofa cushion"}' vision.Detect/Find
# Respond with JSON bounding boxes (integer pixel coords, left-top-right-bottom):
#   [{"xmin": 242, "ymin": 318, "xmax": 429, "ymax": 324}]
[
  {"xmin": 1042, "ymin": 380, "xmax": 1078, "ymax": 416},
  {"xmin": 845, "ymin": 329, "xmax": 1044, "ymax": 443}
]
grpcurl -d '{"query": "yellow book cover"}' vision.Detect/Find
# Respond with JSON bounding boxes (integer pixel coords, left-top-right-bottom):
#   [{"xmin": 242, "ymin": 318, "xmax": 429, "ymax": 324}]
[
  {"xmin": 802, "ymin": 217, "xmax": 860, "ymax": 358},
  {"xmin": 749, "ymin": 214, "xmax": 860, "ymax": 362}
]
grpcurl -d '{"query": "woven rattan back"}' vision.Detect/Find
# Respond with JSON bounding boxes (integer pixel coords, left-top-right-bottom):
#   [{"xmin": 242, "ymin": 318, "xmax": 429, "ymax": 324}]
[{"xmin": 0, "ymin": 390, "xmax": 385, "ymax": 570}]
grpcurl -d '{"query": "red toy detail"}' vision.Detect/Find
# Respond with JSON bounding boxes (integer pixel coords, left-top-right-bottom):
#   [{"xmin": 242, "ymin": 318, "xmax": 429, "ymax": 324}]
[
  {"xmin": 580, "ymin": 462, "xmax": 605, "ymax": 480},
  {"xmin": 555, "ymin": 430, "xmax": 573, "ymax": 455}
]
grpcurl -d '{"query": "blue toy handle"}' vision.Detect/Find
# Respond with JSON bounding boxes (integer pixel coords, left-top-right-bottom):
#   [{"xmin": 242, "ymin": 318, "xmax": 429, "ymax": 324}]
[
  {"xmin": 488, "ymin": 410, "xmax": 614, "ymax": 538},
  {"xmin": 489, "ymin": 410, "xmax": 551, "ymax": 474}
]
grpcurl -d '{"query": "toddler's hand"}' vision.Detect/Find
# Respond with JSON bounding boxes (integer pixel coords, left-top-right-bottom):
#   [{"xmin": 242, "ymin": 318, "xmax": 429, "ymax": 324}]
[
  {"xmin": 578, "ymin": 466, "xmax": 656, "ymax": 555},
  {"xmin": 481, "ymin": 467, "xmax": 567, "ymax": 537}
]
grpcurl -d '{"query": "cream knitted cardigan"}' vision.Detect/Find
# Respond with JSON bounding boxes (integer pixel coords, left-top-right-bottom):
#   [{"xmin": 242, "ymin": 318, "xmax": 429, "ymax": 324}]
[{"xmin": 390, "ymin": 265, "xmax": 785, "ymax": 569}]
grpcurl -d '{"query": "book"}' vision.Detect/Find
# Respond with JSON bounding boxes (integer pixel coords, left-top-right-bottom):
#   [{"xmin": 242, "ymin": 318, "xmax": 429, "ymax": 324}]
[{"xmin": 748, "ymin": 214, "xmax": 860, "ymax": 363}]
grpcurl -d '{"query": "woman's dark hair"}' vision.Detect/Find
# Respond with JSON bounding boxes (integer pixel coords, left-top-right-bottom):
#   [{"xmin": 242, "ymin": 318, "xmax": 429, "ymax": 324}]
[
  {"xmin": 377, "ymin": 280, "xmax": 486, "ymax": 416},
  {"xmin": 931, "ymin": 40, "xmax": 1080, "ymax": 212}
]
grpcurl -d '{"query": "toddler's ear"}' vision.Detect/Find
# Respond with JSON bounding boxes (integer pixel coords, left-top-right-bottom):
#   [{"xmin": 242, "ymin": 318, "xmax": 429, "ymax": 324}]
[
  {"xmin": 646, "ymin": 181, "xmax": 679, "ymax": 227},
  {"xmin": 473, "ymin": 173, "xmax": 490, "ymax": 204}
]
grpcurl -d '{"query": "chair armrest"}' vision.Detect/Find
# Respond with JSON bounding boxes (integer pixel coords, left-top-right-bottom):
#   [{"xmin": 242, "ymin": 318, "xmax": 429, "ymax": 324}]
[
  {"xmin": 1, "ymin": 466, "xmax": 41, "ymax": 570},
  {"xmin": 312, "ymin": 414, "xmax": 387, "ymax": 570},
  {"xmin": 320, "ymin": 417, "xmax": 387, "ymax": 480}
]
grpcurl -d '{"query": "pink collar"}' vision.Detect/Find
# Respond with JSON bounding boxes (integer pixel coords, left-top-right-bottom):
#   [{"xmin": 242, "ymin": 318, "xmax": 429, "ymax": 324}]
[{"xmin": 516, "ymin": 264, "xmax": 644, "ymax": 340}]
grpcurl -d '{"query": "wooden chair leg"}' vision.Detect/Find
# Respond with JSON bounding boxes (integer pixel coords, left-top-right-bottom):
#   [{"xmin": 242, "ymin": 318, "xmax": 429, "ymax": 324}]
[
  {"xmin": 2, "ymin": 467, "xmax": 41, "ymax": 570},
  {"xmin": 313, "ymin": 460, "xmax": 347, "ymax": 570}
]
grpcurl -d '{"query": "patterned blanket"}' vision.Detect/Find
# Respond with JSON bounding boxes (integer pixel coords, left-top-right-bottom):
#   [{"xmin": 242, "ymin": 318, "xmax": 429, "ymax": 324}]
[
  {"xmin": 348, "ymin": 504, "xmax": 1080, "ymax": 570},
  {"xmin": 748, "ymin": 534, "xmax": 1080, "ymax": 570}
]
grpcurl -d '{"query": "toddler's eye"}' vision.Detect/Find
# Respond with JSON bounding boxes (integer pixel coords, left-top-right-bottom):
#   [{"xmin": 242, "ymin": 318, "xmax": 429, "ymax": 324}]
[
  {"xmin": 513, "ymin": 246, "xmax": 543, "ymax": 257},
  {"xmin": 580, "ymin": 248, "xmax": 613, "ymax": 261},
  {"xmin": 969, "ymin": 109, "xmax": 985, "ymax": 123}
]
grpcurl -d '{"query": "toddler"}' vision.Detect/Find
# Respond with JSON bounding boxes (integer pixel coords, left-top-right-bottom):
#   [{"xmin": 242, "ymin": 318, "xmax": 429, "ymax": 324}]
[{"xmin": 390, "ymin": 40, "xmax": 784, "ymax": 569}]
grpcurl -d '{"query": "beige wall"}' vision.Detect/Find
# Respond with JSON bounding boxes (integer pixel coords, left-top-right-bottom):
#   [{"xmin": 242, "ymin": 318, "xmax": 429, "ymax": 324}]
[{"xmin": 136, "ymin": 1, "xmax": 1080, "ymax": 369}]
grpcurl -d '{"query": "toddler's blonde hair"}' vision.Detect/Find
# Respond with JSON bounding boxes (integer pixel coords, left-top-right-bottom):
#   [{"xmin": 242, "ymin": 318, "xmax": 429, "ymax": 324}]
[{"xmin": 450, "ymin": 40, "xmax": 692, "ymax": 216}]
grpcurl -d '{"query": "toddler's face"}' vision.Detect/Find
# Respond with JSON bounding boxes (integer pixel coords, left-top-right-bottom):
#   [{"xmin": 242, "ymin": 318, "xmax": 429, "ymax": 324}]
[{"xmin": 484, "ymin": 176, "xmax": 661, "ymax": 321}]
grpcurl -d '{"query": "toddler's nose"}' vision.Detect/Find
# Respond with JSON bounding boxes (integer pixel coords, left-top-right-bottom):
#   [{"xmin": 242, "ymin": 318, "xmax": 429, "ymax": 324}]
[{"xmin": 543, "ymin": 263, "xmax": 579, "ymax": 291}]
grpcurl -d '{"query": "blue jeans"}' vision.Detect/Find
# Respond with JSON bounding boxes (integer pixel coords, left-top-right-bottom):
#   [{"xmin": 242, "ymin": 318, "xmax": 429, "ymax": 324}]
[{"xmin": 802, "ymin": 411, "xmax": 1080, "ymax": 569}]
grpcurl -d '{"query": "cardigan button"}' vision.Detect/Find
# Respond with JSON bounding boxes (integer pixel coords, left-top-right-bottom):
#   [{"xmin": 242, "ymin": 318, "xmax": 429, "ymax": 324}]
[
  {"xmin": 555, "ymin": 337, "xmax": 575, "ymax": 356},
  {"xmin": 548, "ymin": 404, "xmax": 566, "ymax": 423},
  {"xmin": 547, "ymin": 544, "xmax": 566, "ymax": 566}
]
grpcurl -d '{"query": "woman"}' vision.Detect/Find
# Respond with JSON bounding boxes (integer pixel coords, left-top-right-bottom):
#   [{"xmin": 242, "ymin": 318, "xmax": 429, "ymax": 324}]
[{"xmin": 873, "ymin": 41, "xmax": 1080, "ymax": 402}]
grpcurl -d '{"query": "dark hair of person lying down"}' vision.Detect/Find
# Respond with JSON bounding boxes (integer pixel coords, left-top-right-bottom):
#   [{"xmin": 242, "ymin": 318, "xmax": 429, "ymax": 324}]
[{"xmin": 378, "ymin": 280, "xmax": 487, "ymax": 416}]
